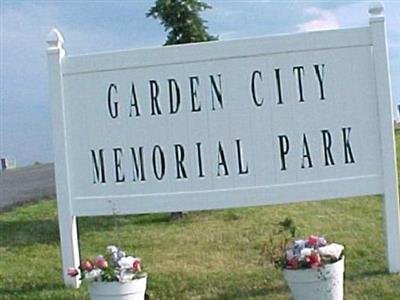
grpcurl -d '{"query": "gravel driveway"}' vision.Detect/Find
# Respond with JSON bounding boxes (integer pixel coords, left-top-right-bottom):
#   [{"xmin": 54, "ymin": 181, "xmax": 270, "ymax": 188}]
[{"xmin": 0, "ymin": 163, "xmax": 56, "ymax": 211}]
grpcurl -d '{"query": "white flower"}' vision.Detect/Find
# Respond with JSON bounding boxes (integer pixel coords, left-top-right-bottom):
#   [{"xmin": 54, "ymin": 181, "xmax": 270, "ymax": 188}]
[
  {"xmin": 318, "ymin": 237, "xmax": 327, "ymax": 247},
  {"xmin": 300, "ymin": 248, "xmax": 312, "ymax": 259},
  {"xmin": 318, "ymin": 243, "xmax": 344, "ymax": 259},
  {"xmin": 118, "ymin": 256, "xmax": 136, "ymax": 269},
  {"xmin": 85, "ymin": 269, "xmax": 102, "ymax": 282},
  {"xmin": 294, "ymin": 240, "xmax": 306, "ymax": 248},
  {"xmin": 107, "ymin": 245, "xmax": 118, "ymax": 254},
  {"xmin": 107, "ymin": 245, "xmax": 127, "ymax": 263},
  {"xmin": 118, "ymin": 269, "xmax": 134, "ymax": 283},
  {"xmin": 293, "ymin": 240, "xmax": 306, "ymax": 255}
]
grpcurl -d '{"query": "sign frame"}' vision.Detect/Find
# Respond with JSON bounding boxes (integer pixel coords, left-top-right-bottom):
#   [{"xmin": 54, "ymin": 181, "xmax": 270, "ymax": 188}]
[{"xmin": 47, "ymin": 4, "xmax": 400, "ymax": 288}]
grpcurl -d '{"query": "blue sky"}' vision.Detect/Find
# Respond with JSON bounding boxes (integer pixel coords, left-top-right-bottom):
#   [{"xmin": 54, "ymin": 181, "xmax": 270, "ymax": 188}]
[{"xmin": 1, "ymin": 0, "xmax": 400, "ymax": 166}]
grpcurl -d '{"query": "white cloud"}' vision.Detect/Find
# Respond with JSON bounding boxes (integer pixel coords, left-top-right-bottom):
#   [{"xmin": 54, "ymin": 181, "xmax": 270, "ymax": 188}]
[{"xmin": 297, "ymin": 7, "xmax": 339, "ymax": 32}]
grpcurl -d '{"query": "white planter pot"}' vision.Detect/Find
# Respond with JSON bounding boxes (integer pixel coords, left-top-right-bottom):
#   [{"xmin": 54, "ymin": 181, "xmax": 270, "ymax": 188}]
[
  {"xmin": 88, "ymin": 277, "xmax": 147, "ymax": 300},
  {"xmin": 283, "ymin": 257, "xmax": 344, "ymax": 300}
]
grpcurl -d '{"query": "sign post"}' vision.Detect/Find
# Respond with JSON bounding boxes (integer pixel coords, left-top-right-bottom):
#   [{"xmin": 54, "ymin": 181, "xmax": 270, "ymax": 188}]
[
  {"xmin": 47, "ymin": 29, "xmax": 81, "ymax": 287},
  {"xmin": 369, "ymin": 3, "xmax": 400, "ymax": 272},
  {"xmin": 47, "ymin": 3, "xmax": 400, "ymax": 288}
]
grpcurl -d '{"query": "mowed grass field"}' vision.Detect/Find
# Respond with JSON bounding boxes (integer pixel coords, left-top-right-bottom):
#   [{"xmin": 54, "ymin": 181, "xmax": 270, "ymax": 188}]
[{"xmin": 2, "ymin": 131, "xmax": 400, "ymax": 299}]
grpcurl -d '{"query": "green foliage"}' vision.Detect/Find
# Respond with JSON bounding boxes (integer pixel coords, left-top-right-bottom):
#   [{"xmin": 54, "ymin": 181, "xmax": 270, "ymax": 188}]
[
  {"xmin": 100, "ymin": 266, "xmax": 117, "ymax": 282},
  {"xmin": 278, "ymin": 217, "xmax": 297, "ymax": 238},
  {"xmin": 260, "ymin": 218, "xmax": 296, "ymax": 270},
  {"xmin": 146, "ymin": 0, "xmax": 217, "ymax": 45},
  {"xmin": 2, "ymin": 197, "xmax": 400, "ymax": 299}
]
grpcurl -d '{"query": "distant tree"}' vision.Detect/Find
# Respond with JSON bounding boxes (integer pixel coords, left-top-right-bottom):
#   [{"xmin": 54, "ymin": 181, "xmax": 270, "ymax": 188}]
[
  {"xmin": 146, "ymin": 0, "xmax": 217, "ymax": 46},
  {"xmin": 147, "ymin": 0, "xmax": 217, "ymax": 220}
]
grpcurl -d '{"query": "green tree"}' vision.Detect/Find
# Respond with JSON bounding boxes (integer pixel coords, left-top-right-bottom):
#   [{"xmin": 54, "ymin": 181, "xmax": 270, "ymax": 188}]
[
  {"xmin": 147, "ymin": 0, "xmax": 217, "ymax": 220},
  {"xmin": 146, "ymin": 0, "xmax": 217, "ymax": 46}
]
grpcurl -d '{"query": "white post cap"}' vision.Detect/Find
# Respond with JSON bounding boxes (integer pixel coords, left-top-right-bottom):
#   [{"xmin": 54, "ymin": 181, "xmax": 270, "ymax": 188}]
[
  {"xmin": 369, "ymin": 1, "xmax": 385, "ymax": 23},
  {"xmin": 369, "ymin": 1, "xmax": 384, "ymax": 16},
  {"xmin": 46, "ymin": 28, "xmax": 65, "ymax": 55}
]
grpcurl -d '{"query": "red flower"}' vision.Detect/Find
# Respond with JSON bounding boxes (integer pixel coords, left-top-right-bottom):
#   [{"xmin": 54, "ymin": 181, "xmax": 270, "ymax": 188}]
[
  {"xmin": 95, "ymin": 256, "xmax": 108, "ymax": 269},
  {"xmin": 287, "ymin": 257, "xmax": 298, "ymax": 269},
  {"xmin": 67, "ymin": 267, "xmax": 79, "ymax": 277},
  {"xmin": 132, "ymin": 259, "xmax": 141, "ymax": 272},
  {"xmin": 307, "ymin": 252, "xmax": 321, "ymax": 268},
  {"xmin": 80, "ymin": 260, "xmax": 94, "ymax": 272},
  {"xmin": 307, "ymin": 235, "xmax": 319, "ymax": 247}
]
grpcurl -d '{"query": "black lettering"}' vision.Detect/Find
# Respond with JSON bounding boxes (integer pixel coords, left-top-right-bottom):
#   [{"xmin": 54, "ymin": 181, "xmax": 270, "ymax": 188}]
[
  {"xmin": 107, "ymin": 83, "xmax": 118, "ymax": 119},
  {"xmin": 342, "ymin": 127, "xmax": 355, "ymax": 164},
  {"xmin": 113, "ymin": 148, "xmax": 125, "ymax": 183},
  {"xmin": 251, "ymin": 70, "xmax": 264, "ymax": 107},
  {"xmin": 130, "ymin": 147, "xmax": 146, "ymax": 181},
  {"xmin": 168, "ymin": 78, "xmax": 181, "ymax": 114},
  {"xmin": 314, "ymin": 64, "xmax": 325, "ymax": 100},
  {"xmin": 235, "ymin": 139, "xmax": 249, "ymax": 175},
  {"xmin": 275, "ymin": 68, "xmax": 283, "ymax": 104},
  {"xmin": 217, "ymin": 141, "xmax": 229, "ymax": 176},
  {"xmin": 321, "ymin": 130, "xmax": 335, "ymax": 166},
  {"xmin": 196, "ymin": 142, "xmax": 205, "ymax": 178},
  {"xmin": 174, "ymin": 144, "xmax": 187, "ymax": 179},
  {"xmin": 152, "ymin": 145, "xmax": 166, "ymax": 180},
  {"xmin": 90, "ymin": 149, "xmax": 106, "ymax": 184},
  {"xmin": 190, "ymin": 76, "xmax": 201, "ymax": 112},
  {"xmin": 278, "ymin": 135, "xmax": 290, "ymax": 171},
  {"xmin": 301, "ymin": 134, "xmax": 313, "ymax": 168},
  {"xmin": 293, "ymin": 66, "xmax": 305, "ymax": 102},
  {"xmin": 150, "ymin": 80, "xmax": 162, "ymax": 115},
  {"xmin": 210, "ymin": 74, "xmax": 223, "ymax": 110},
  {"xmin": 129, "ymin": 83, "xmax": 140, "ymax": 117}
]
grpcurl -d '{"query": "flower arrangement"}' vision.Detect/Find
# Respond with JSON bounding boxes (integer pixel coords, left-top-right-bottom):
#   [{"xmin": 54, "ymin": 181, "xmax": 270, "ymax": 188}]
[
  {"xmin": 284, "ymin": 235, "xmax": 344, "ymax": 270},
  {"xmin": 67, "ymin": 245, "xmax": 146, "ymax": 282},
  {"xmin": 261, "ymin": 218, "xmax": 344, "ymax": 270}
]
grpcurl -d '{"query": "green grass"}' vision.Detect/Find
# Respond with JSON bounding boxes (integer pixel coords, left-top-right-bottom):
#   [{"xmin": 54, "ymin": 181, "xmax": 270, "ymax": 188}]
[{"xmin": 2, "ymin": 131, "xmax": 400, "ymax": 299}]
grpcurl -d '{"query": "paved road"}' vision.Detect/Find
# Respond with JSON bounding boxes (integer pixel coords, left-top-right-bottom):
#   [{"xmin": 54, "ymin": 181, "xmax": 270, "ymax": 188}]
[{"xmin": 0, "ymin": 163, "xmax": 56, "ymax": 211}]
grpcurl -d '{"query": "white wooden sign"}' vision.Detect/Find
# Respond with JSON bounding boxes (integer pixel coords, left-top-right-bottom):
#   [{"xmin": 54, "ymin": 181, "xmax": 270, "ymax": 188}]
[{"xmin": 47, "ymin": 3, "xmax": 400, "ymax": 287}]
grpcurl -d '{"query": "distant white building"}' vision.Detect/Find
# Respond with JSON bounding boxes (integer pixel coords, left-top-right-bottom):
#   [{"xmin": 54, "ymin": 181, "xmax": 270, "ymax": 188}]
[
  {"xmin": 0, "ymin": 157, "xmax": 16, "ymax": 170},
  {"xmin": 395, "ymin": 104, "xmax": 400, "ymax": 124}
]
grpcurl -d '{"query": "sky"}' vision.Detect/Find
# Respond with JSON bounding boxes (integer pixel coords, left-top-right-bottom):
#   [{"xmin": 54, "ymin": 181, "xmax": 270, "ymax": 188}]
[{"xmin": 1, "ymin": 0, "xmax": 400, "ymax": 167}]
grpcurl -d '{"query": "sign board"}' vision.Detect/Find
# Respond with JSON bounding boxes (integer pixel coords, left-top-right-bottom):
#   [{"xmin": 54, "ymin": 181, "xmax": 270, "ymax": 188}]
[{"xmin": 47, "ymin": 4, "xmax": 400, "ymax": 287}]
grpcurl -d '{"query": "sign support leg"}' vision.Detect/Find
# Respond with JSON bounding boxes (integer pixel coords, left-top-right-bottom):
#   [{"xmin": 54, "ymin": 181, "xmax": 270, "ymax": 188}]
[
  {"xmin": 47, "ymin": 28, "xmax": 81, "ymax": 287},
  {"xmin": 369, "ymin": 2, "xmax": 400, "ymax": 273}
]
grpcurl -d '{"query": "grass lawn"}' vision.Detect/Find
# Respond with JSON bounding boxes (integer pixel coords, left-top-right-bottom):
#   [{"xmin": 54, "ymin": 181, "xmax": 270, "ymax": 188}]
[{"xmin": 1, "ymin": 131, "xmax": 400, "ymax": 299}]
